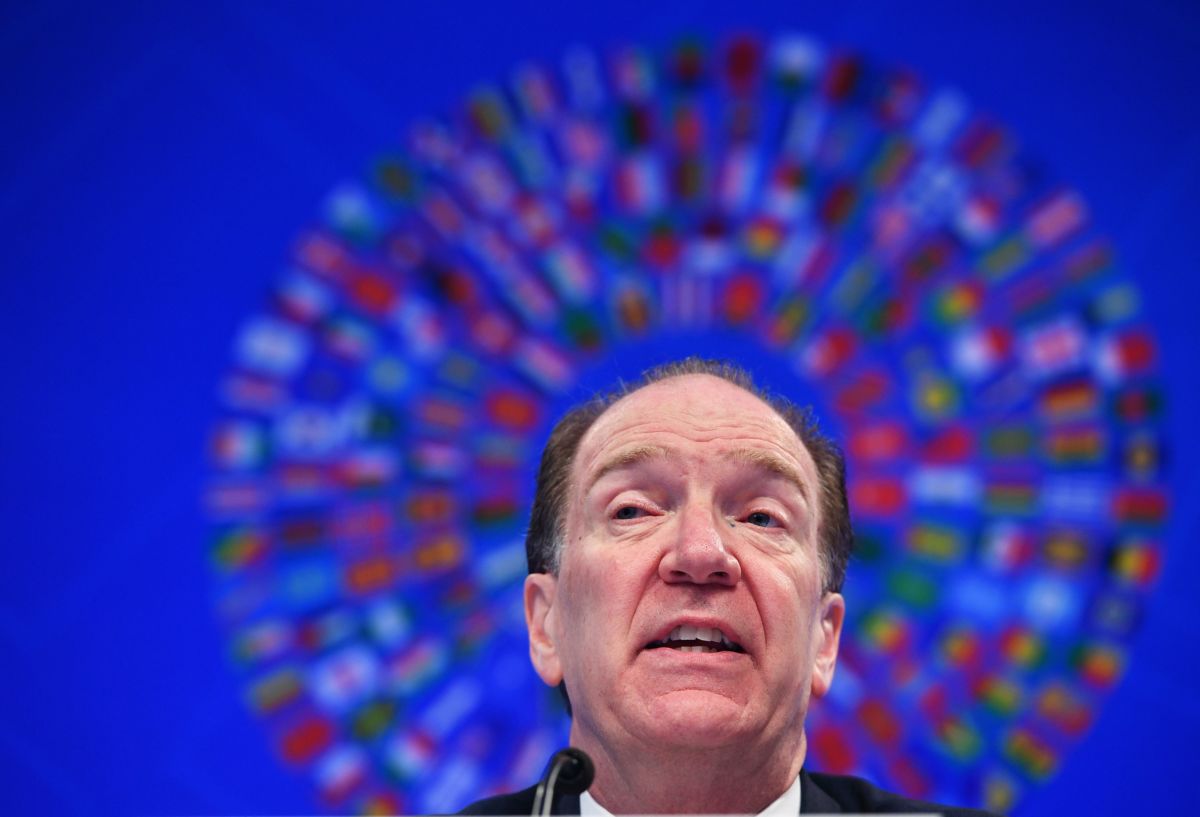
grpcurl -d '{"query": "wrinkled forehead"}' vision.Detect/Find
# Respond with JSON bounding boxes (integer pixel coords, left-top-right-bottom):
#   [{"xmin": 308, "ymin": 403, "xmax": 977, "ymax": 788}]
[{"xmin": 568, "ymin": 374, "xmax": 818, "ymax": 504}]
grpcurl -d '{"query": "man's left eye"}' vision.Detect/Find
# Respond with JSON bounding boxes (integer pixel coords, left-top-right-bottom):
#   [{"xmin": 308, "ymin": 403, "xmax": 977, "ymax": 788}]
[{"xmin": 745, "ymin": 511, "xmax": 777, "ymax": 527}]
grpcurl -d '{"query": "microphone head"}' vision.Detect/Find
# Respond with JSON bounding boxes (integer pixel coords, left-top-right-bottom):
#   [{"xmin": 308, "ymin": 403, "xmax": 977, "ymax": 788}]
[{"xmin": 552, "ymin": 747, "xmax": 595, "ymax": 796}]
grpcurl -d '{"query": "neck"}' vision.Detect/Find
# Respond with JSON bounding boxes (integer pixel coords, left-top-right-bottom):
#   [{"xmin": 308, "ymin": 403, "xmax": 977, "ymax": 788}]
[{"xmin": 570, "ymin": 725, "xmax": 806, "ymax": 814}]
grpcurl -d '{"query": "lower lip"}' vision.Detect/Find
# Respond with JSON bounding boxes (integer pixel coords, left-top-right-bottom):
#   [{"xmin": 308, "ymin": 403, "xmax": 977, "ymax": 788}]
[{"xmin": 641, "ymin": 647, "xmax": 748, "ymax": 664}]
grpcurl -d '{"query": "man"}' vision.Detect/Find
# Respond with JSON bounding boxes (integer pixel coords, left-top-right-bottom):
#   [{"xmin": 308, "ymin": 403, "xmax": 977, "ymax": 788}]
[{"xmin": 461, "ymin": 358, "xmax": 995, "ymax": 815}]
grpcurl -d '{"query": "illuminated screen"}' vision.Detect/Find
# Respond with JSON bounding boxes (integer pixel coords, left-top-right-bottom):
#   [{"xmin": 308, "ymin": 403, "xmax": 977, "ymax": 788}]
[{"xmin": 204, "ymin": 33, "xmax": 1167, "ymax": 814}]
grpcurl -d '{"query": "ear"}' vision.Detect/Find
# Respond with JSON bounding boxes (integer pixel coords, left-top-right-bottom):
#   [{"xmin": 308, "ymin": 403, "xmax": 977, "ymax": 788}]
[
  {"xmin": 809, "ymin": 592, "xmax": 845, "ymax": 699},
  {"xmin": 524, "ymin": 573, "xmax": 563, "ymax": 687}
]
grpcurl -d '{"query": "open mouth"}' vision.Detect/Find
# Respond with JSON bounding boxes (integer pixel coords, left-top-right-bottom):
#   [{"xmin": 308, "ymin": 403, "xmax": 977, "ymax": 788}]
[{"xmin": 645, "ymin": 624, "xmax": 746, "ymax": 654}]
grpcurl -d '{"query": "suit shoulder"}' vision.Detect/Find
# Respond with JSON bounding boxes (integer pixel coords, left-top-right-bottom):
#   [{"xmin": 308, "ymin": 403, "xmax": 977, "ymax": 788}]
[{"xmin": 805, "ymin": 770, "xmax": 1002, "ymax": 816}]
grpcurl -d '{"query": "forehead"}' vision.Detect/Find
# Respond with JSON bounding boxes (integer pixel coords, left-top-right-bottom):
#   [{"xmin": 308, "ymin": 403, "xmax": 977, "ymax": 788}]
[{"xmin": 571, "ymin": 374, "xmax": 817, "ymax": 491}]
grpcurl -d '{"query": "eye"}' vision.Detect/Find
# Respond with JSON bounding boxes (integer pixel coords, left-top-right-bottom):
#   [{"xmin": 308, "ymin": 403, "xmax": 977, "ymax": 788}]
[
  {"xmin": 614, "ymin": 505, "xmax": 645, "ymax": 520},
  {"xmin": 745, "ymin": 511, "xmax": 778, "ymax": 528}
]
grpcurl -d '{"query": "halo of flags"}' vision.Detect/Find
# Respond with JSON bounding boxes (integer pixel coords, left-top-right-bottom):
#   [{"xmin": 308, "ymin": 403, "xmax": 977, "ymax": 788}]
[{"xmin": 205, "ymin": 32, "xmax": 1169, "ymax": 814}]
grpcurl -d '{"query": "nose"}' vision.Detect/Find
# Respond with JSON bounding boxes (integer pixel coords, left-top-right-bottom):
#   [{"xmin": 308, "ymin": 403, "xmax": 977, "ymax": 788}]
[{"xmin": 658, "ymin": 504, "xmax": 742, "ymax": 587}]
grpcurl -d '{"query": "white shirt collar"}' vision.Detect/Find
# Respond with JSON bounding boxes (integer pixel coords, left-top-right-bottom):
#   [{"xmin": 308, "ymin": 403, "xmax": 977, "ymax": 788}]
[{"xmin": 579, "ymin": 774, "xmax": 801, "ymax": 816}]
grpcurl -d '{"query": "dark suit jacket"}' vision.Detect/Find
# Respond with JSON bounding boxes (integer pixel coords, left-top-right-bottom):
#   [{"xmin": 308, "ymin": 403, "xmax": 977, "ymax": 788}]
[{"xmin": 458, "ymin": 769, "xmax": 999, "ymax": 815}]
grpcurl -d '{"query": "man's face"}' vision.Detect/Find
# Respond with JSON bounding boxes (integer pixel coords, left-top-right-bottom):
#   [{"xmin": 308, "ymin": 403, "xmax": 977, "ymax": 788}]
[{"xmin": 525, "ymin": 374, "xmax": 843, "ymax": 756}]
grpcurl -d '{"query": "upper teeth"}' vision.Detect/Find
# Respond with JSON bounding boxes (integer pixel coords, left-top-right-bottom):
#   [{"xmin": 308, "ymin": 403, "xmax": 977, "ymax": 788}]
[{"xmin": 668, "ymin": 625, "xmax": 736, "ymax": 648}]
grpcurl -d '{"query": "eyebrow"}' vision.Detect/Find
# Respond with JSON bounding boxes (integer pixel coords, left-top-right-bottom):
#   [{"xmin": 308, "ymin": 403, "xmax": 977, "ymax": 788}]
[
  {"xmin": 583, "ymin": 444, "xmax": 810, "ymax": 504},
  {"xmin": 723, "ymin": 448, "xmax": 810, "ymax": 504},
  {"xmin": 584, "ymin": 444, "xmax": 673, "ymax": 494}
]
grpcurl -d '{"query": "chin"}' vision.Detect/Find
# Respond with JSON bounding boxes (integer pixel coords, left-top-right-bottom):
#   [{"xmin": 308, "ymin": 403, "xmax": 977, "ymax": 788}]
[{"xmin": 634, "ymin": 689, "xmax": 755, "ymax": 748}]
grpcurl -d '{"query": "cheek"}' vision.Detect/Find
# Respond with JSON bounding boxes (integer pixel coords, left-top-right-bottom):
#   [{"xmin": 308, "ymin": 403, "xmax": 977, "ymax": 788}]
[
  {"xmin": 560, "ymin": 550, "xmax": 645, "ymax": 646},
  {"xmin": 757, "ymin": 555, "xmax": 824, "ymax": 647}
]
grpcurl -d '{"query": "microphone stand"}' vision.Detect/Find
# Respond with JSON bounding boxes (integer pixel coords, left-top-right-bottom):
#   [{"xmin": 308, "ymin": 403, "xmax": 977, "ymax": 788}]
[{"xmin": 531, "ymin": 747, "xmax": 595, "ymax": 816}]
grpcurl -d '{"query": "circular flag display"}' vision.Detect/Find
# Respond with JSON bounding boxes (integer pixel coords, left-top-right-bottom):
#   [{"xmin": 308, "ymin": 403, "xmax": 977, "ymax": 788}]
[{"xmin": 205, "ymin": 33, "xmax": 1169, "ymax": 815}]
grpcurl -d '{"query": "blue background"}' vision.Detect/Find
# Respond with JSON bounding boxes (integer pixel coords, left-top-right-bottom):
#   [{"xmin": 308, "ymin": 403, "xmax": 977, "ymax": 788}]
[{"xmin": 3, "ymin": 1, "xmax": 1198, "ymax": 814}]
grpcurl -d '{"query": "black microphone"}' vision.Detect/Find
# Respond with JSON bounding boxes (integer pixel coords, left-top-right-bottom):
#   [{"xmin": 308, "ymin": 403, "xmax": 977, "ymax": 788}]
[{"xmin": 531, "ymin": 747, "xmax": 595, "ymax": 816}]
